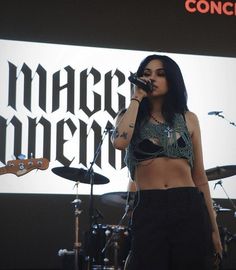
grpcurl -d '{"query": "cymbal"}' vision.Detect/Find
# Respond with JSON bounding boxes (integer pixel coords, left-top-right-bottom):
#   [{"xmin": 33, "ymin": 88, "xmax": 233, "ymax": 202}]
[
  {"xmin": 206, "ymin": 165, "xmax": 236, "ymax": 181},
  {"xmin": 52, "ymin": 167, "xmax": 109, "ymax": 185},
  {"xmin": 101, "ymin": 191, "xmax": 135, "ymax": 207}
]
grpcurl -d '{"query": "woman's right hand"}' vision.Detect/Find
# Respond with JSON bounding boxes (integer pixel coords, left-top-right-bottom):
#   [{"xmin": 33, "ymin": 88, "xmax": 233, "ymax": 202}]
[{"xmin": 132, "ymin": 77, "xmax": 151, "ymax": 100}]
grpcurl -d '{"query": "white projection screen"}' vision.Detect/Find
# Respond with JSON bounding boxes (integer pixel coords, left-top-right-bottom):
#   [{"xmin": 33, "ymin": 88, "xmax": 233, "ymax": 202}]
[{"xmin": 0, "ymin": 39, "xmax": 236, "ymax": 198}]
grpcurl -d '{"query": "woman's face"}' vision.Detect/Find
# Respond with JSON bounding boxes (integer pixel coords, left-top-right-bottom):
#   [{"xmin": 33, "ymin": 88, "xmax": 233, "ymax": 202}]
[{"xmin": 143, "ymin": 59, "xmax": 168, "ymax": 97}]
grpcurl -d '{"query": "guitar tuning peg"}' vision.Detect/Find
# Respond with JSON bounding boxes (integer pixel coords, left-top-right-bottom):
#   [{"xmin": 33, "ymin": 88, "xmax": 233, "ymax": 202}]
[{"xmin": 18, "ymin": 154, "xmax": 26, "ymax": 160}]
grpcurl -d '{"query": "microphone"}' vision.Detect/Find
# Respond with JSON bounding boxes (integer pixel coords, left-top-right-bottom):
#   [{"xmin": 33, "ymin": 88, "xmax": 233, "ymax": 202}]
[
  {"xmin": 128, "ymin": 73, "xmax": 153, "ymax": 93},
  {"xmin": 208, "ymin": 111, "xmax": 223, "ymax": 116}
]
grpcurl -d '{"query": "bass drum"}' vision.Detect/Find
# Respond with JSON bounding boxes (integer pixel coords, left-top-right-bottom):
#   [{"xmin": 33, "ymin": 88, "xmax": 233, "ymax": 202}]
[{"xmin": 86, "ymin": 224, "xmax": 131, "ymax": 270}]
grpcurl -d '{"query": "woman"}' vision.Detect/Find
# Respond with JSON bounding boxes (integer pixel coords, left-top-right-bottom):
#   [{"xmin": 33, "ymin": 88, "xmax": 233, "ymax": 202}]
[{"xmin": 111, "ymin": 55, "xmax": 222, "ymax": 270}]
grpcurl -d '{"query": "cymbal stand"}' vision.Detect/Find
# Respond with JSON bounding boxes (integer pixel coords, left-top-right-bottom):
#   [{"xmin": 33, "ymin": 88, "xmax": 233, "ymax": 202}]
[
  {"xmin": 214, "ymin": 180, "xmax": 236, "ymax": 218},
  {"xmin": 101, "ymin": 191, "xmax": 134, "ymax": 270},
  {"xmin": 57, "ymin": 183, "xmax": 82, "ymax": 270},
  {"xmin": 85, "ymin": 124, "xmax": 112, "ymax": 269},
  {"xmin": 72, "ymin": 182, "xmax": 82, "ymax": 270}
]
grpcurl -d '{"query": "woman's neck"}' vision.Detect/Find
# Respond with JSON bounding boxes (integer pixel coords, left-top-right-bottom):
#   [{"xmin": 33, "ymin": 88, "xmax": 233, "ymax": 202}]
[{"xmin": 149, "ymin": 98, "xmax": 163, "ymax": 115}]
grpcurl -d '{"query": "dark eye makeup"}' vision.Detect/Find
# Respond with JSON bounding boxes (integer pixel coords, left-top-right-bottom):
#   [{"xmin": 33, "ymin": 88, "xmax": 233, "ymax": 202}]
[{"xmin": 143, "ymin": 68, "xmax": 166, "ymax": 77}]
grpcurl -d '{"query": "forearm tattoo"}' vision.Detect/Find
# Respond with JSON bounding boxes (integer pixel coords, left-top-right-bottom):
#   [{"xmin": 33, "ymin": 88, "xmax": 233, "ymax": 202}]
[
  {"xmin": 120, "ymin": 132, "xmax": 128, "ymax": 140},
  {"xmin": 112, "ymin": 122, "xmax": 134, "ymax": 141},
  {"xmin": 112, "ymin": 127, "xmax": 128, "ymax": 140}
]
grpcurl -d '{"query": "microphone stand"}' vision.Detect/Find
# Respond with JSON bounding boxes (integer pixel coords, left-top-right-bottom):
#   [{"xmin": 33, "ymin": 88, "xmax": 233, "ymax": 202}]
[
  {"xmin": 214, "ymin": 113, "xmax": 236, "ymax": 128},
  {"xmin": 84, "ymin": 124, "xmax": 112, "ymax": 269}
]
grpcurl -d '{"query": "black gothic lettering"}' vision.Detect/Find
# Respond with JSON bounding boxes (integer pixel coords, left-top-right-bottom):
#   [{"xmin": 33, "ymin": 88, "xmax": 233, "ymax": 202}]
[
  {"xmin": 79, "ymin": 119, "xmax": 87, "ymax": 167},
  {"xmin": 56, "ymin": 118, "xmax": 77, "ymax": 166},
  {"xmin": 52, "ymin": 65, "xmax": 75, "ymax": 113},
  {"xmin": 79, "ymin": 119, "xmax": 102, "ymax": 168},
  {"xmin": 104, "ymin": 69, "xmax": 126, "ymax": 118},
  {"xmin": 37, "ymin": 65, "xmax": 47, "ymax": 112},
  {"xmin": 28, "ymin": 116, "xmax": 51, "ymax": 160},
  {"xmin": 8, "ymin": 62, "xmax": 48, "ymax": 112},
  {"xmin": 21, "ymin": 63, "xmax": 32, "ymax": 111},
  {"xmin": 8, "ymin": 62, "xmax": 17, "ymax": 110},
  {"xmin": 3, "ymin": 61, "xmax": 130, "ymax": 171},
  {"xmin": 10, "ymin": 116, "xmax": 22, "ymax": 159},
  {"xmin": 80, "ymin": 67, "xmax": 101, "ymax": 117}
]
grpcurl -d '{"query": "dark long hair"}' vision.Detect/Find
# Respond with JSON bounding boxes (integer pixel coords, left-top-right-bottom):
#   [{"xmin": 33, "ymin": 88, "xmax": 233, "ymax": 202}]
[{"xmin": 135, "ymin": 54, "xmax": 189, "ymax": 127}]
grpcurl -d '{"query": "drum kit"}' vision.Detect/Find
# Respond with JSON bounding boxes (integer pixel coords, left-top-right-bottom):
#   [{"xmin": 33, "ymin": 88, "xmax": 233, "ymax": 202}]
[
  {"xmin": 52, "ymin": 125, "xmax": 133, "ymax": 270},
  {"xmin": 51, "ymin": 163, "xmax": 236, "ymax": 270},
  {"xmin": 52, "ymin": 165, "xmax": 133, "ymax": 270}
]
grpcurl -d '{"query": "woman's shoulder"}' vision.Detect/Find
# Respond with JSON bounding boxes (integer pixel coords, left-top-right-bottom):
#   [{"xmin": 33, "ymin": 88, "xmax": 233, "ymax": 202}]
[
  {"xmin": 184, "ymin": 111, "xmax": 199, "ymax": 123},
  {"xmin": 183, "ymin": 111, "xmax": 200, "ymax": 135}
]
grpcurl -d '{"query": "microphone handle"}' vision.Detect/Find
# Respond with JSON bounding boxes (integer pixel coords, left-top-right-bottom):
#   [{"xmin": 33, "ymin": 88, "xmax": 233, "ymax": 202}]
[{"xmin": 128, "ymin": 74, "xmax": 152, "ymax": 93}]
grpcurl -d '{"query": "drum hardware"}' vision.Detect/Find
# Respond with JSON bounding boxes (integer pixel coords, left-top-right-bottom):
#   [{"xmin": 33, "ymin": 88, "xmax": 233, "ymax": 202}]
[
  {"xmin": 72, "ymin": 192, "xmax": 83, "ymax": 270},
  {"xmin": 99, "ymin": 191, "xmax": 134, "ymax": 270},
  {"xmin": 62, "ymin": 181, "xmax": 84, "ymax": 269},
  {"xmin": 56, "ymin": 182, "xmax": 83, "ymax": 270},
  {"xmin": 206, "ymin": 164, "xmax": 236, "ymax": 217},
  {"xmin": 219, "ymin": 227, "xmax": 236, "ymax": 254},
  {"xmin": 212, "ymin": 179, "xmax": 236, "ymax": 270},
  {"xmin": 206, "ymin": 164, "xmax": 236, "ymax": 269},
  {"xmin": 212, "ymin": 200, "xmax": 232, "ymax": 213},
  {"xmin": 101, "ymin": 226, "xmax": 123, "ymax": 270},
  {"xmin": 88, "ymin": 224, "xmax": 131, "ymax": 270},
  {"xmin": 212, "ymin": 179, "xmax": 236, "ymax": 218},
  {"xmin": 52, "ymin": 123, "xmax": 112, "ymax": 270}
]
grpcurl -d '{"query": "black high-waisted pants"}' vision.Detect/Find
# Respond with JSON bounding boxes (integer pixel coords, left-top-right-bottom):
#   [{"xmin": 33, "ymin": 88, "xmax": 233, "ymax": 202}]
[{"xmin": 126, "ymin": 187, "xmax": 214, "ymax": 270}]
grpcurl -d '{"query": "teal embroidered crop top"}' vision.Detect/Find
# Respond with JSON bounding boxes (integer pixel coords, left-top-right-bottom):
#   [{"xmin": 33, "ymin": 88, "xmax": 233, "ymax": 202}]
[{"xmin": 124, "ymin": 113, "xmax": 194, "ymax": 180}]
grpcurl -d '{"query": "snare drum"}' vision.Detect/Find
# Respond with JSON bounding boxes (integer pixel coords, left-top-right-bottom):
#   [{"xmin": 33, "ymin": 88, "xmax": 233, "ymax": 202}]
[{"xmin": 86, "ymin": 224, "xmax": 131, "ymax": 269}]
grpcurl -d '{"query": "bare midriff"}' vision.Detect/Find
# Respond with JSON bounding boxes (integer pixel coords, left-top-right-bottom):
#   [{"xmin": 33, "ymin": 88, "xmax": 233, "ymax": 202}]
[{"xmin": 134, "ymin": 157, "xmax": 195, "ymax": 190}]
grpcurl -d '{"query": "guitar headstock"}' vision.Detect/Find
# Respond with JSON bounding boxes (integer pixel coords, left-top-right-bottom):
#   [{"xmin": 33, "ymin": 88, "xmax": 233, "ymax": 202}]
[{"xmin": 0, "ymin": 158, "xmax": 49, "ymax": 177}]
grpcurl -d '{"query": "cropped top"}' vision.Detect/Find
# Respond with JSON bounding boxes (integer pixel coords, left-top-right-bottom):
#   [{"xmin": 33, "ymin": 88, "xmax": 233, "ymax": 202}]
[{"xmin": 124, "ymin": 113, "xmax": 194, "ymax": 180}]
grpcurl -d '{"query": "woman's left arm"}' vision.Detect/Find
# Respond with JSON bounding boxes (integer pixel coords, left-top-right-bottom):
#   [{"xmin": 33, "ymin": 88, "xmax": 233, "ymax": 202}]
[{"xmin": 186, "ymin": 111, "xmax": 223, "ymax": 256}]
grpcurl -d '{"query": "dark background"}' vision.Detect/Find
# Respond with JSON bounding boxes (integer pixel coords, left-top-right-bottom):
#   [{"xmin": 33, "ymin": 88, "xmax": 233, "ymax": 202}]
[
  {"xmin": 1, "ymin": 0, "xmax": 236, "ymax": 57},
  {"xmin": 0, "ymin": 0, "xmax": 236, "ymax": 269}
]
